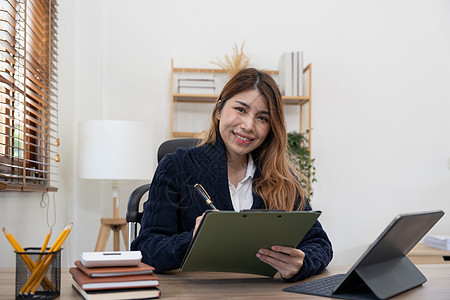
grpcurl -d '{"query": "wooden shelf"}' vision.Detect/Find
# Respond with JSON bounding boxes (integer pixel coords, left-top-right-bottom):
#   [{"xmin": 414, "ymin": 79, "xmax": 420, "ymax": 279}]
[
  {"xmin": 282, "ymin": 96, "xmax": 310, "ymax": 105},
  {"xmin": 173, "ymin": 67, "xmax": 279, "ymax": 75},
  {"xmin": 170, "ymin": 59, "xmax": 312, "ymax": 140},
  {"xmin": 172, "ymin": 131, "xmax": 199, "ymax": 138},
  {"xmin": 173, "ymin": 94, "xmax": 218, "ymax": 103},
  {"xmin": 173, "ymin": 93, "xmax": 309, "ymax": 105},
  {"xmin": 173, "ymin": 67, "xmax": 227, "ymax": 74}
]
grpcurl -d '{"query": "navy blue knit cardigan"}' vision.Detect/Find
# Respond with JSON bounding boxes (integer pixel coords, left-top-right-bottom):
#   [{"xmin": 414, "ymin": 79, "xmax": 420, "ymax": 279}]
[{"xmin": 131, "ymin": 138, "xmax": 333, "ymax": 281}]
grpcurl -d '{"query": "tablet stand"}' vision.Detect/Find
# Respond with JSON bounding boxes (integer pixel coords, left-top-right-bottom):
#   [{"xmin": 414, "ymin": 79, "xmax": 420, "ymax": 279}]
[{"xmin": 334, "ymin": 256, "xmax": 426, "ymax": 299}]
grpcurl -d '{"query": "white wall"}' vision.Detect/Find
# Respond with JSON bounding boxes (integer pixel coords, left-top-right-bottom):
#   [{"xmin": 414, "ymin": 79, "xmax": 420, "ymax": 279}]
[{"xmin": 2, "ymin": 0, "xmax": 450, "ymax": 268}]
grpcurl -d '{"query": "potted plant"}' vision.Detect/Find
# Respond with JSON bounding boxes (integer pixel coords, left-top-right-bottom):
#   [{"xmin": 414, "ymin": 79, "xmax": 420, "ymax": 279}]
[
  {"xmin": 210, "ymin": 41, "xmax": 250, "ymax": 78},
  {"xmin": 287, "ymin": 131, "xmax": 316, "ymax": 199}
]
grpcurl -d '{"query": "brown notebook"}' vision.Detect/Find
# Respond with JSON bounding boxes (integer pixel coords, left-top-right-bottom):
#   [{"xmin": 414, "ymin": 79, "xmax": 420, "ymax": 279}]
[
  {"xmin": 70, "ymin": 267, "xmax": 159, "ymax": 291},
  {"xmin": 74, "ymin": 260, "xmax": 155, "ymax": 277},
  {"xmin": 71, "ymin": 280, "xmax": 160, "ymax": 300}
]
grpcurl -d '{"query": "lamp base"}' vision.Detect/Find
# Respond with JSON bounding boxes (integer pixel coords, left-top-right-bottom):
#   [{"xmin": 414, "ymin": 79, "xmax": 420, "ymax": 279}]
[{"xmin": 94, "ymin": 218, "xmax": 128, "ymax": 251}]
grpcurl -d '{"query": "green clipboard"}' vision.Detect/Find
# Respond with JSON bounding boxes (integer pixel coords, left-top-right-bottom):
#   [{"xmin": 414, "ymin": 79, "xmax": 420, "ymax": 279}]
[{"xmin": 181, "ymin": 210, "xmax": 321, "ymax": 277}]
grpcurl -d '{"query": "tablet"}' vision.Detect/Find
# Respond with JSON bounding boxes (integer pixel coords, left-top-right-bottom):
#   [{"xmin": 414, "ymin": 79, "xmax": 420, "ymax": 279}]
[
  {"xmin": 284, "ymin": 210, "xmax": 445, "ymax": 299},
  {"xmin": 81, "ymin": 251, "xmax": 142, "ymax": 267},
  {"xmin": 181, "ymin": 210, "xmax": 321, "ymax": 277}
]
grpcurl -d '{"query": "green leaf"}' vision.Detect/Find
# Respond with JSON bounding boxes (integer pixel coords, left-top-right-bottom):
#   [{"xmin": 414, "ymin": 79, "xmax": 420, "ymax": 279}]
[{"xmin": 287, "ymin": 130, "xmax": 317, "ymax": 199}]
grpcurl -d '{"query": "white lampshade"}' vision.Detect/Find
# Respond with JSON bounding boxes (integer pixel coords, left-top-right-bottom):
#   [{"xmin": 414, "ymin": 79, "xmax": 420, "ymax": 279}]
[{"xmin": 78, "ymin": 120, "xmax": 154, "ymax": 181}]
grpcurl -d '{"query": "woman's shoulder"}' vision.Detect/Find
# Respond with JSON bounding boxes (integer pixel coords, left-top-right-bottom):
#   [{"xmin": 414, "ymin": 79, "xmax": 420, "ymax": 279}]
[
  {"xmin": 158, "ymin": 143, "xmax": 210, "ymax": 167},
  {"xmin": 156, "ymin": 141, "xmax": 226, "ymax": 178},
  {"xmin": 166, "ymin": 141, "xmax": 225, "ymax": 160},
  {"xmin": 166, "ymin": 143, "xmax": 207, "ymax": 160}
]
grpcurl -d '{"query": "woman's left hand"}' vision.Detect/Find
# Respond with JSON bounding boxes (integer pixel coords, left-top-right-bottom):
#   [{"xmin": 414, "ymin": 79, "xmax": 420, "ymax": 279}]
[{"xmin": 256, "ymin": 245, "xmax": 305, "ymax": 280}]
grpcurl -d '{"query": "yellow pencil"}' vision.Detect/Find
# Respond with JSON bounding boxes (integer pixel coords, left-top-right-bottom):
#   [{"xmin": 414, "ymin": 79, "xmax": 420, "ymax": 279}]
[
  {"xmin": 22, "ymin": 223, "xmax": 72, "ymax": 295},
  {"xmin": 29, "ymin": 224, "xmax": 72, "ymax": 295},
  {"xmin": 20, "ymin": 225, "xmax": 69, "ymax": 295},
  {"xmin": 35, "ymin": 229, "xmax": 52, "ymax": 266},
  {"xmin": 29, "ymin": 226, "xmax": 71, "ymax": 294},
  {"xmin": 33, "ymin": 229, "xmax": 54, "ymax": 291},
  {"xmin": 2, "ymin": 227, "xmax": 52, "ymax": 290},
  {"xmin": 3, "ymin": 227, "xmax": 33, "ymax": 268}
]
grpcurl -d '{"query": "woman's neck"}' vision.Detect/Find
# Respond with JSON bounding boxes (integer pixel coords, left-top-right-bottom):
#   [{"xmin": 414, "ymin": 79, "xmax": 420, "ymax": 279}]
[{"xmin": 227, "ymin": 153, "xmax": 248, "ymax": 188}]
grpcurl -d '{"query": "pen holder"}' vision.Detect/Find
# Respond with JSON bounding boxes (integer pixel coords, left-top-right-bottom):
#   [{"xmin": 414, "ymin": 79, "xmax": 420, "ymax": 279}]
[{"xmin": 15, "ymin": 247, "xmax": 61, "ymax": 299}]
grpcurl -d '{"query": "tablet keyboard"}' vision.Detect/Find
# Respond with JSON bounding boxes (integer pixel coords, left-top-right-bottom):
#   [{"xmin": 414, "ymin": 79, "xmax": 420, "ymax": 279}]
[{"xmin": 283, "ymin": 273, "xmax": 346, "ymax": 296}]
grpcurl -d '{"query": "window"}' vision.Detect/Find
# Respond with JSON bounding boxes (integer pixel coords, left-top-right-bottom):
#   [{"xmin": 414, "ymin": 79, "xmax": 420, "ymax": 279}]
[{"xmin": 0, "ymin": 0, "xmax": 58, "ymax": 191}]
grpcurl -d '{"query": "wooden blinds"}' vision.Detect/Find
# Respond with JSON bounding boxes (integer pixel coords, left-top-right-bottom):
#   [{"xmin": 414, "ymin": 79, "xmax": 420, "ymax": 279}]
[{"xmin": 0, "ymin": 0, "xmax": 58, "ymax": 191}]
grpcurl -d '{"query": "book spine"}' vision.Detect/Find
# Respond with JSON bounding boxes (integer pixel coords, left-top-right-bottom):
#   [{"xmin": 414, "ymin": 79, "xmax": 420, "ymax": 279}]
[
  {"xmin": 284, "ymin": 52, "xmax": 293, "ymax": 96},
  {"xmin": 298, "ymin": 51, "xmax": 304, "ymax": 97},
  {"xmin": 293, "ymin": 51, "xmax": 298, "ymax": 97},
  {"xmin": 278, "ymin": 54, "xmax": 285, "ymax": 95}
]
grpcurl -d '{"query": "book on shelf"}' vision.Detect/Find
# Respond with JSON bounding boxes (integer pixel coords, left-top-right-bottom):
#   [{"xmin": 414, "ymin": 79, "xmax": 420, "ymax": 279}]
[
  {"xmin": 424, "ymin": 235, "xmax": 450, "ymax": 251},
  {"xmin": 176, "ymin": 74, "xmax": 216, "ymax": 94},
  {"xmin": 178, "ymin": 78, "xmax": 215, "ymax": 86},
  {"xmin": 278, "ymin": 51, "xmax": 304, "ymax": 97},
  {"xmin": 293, "ymin": 51, "xmax": 298, "ymax": 96},
  {"xmin": 178, "ymin": 86, "xmax": 216, "ymax": 94},
  {"xmin": 72, "ymin": 279, "xmax": 160, "ymax": 300},
  {"xmin": 70, "ymin": 267, "xmax": 159, "ymax": 291},
  {"xmin": 74, "ymin": 260, "xmax": 155, "ymax": 277},
  {"xmin": 296, "ymin": 51, "xmax": 304, "ymax": 97},
  {"xmin": 278, "ymin": 52, "xmax": 293, "ymax": 96}
]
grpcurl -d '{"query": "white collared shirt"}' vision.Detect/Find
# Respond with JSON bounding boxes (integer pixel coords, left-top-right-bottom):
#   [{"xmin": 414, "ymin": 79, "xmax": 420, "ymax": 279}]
[{"xmin": 228, "ymin": 154, "xmax": 256, "ymax": 212}]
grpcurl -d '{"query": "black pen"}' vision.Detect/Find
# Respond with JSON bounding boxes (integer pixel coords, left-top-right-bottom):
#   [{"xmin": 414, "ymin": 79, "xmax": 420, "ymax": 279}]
[{"xmin": 194, "ymin": 183, "xmax": 218, "ymax": 210}]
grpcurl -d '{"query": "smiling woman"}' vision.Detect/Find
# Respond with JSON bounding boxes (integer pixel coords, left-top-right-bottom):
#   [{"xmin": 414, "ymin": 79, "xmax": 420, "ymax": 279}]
[
  {"xmin": 202, "ymin": 68, "xmax": 305, "ymax": 212},
  {"xmin": 0, "ymin": 0, "xmax": 59, "ymax": 192},
  {"xmin": 132, "ymin": 68, "xmax": 333, "ymax": 282},
  {"xmin": 216, "ymin": 90, "xmax": 271, "ymax": 166}
]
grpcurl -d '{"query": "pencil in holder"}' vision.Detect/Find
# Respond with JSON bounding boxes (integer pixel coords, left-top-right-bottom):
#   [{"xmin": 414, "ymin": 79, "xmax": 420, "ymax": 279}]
[{"xmin": 15, "ymin": 247, "xmax": 61, "ymax": 299}]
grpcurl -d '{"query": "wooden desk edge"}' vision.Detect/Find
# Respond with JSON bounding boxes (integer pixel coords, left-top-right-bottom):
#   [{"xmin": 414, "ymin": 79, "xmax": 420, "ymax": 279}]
[{"xmin": 1, "ymin": 264, "xmax": 450, "ymax": 299}]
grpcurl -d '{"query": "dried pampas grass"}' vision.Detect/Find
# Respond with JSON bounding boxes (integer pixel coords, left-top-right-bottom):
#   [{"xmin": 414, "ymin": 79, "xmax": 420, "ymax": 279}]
[{"xmin": 211, "ymin": 41, "xmax": 250, "ymax": 77}]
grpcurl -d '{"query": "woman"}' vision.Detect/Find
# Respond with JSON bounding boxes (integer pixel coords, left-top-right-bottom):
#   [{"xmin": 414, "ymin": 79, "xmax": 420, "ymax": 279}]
[{"xmin": 131, "ymin": 68, "xmax": 332, "ymax": 281}]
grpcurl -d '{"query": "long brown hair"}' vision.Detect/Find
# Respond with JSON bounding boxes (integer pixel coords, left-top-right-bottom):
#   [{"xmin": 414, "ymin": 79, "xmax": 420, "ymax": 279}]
[{"xmin": 202, "ymin": 68, "xmax": 307, "ymax": 211}]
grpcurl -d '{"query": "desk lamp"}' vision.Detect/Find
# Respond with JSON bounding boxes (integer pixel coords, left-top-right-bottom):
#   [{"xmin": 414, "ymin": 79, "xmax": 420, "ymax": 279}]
[{"xmin": 78, "ymin": 120, "xmax": 153, "ymax": 251}]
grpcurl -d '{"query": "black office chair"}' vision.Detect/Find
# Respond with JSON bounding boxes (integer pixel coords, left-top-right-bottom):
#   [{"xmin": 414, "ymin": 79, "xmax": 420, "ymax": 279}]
[{"xmin": 126, "ymin": 138, "xmax": 201, "ymax": 249}]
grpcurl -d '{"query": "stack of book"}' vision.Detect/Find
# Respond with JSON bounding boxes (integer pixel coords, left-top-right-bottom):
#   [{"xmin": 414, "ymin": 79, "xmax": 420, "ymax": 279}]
[
  {"xmin": 70, "ymin": 260, "xmax": 160, "ymax": 299},
  {"xmin": 424, "ymin": 235, "xmax": 450, "ymax": 251},
  {"xmin": 177, "ymin": 77, "xmax": 216, "ymax": 94},
  {"xmin": 278, "ymin": 51, "xmax": 304, "ymax": 97}
]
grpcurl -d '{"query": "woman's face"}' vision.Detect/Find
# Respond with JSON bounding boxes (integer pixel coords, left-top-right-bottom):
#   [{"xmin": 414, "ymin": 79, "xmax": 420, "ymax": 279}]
[{"xmin": 216, "ymin": 89, "xmax": 271, "ymax": 161}]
